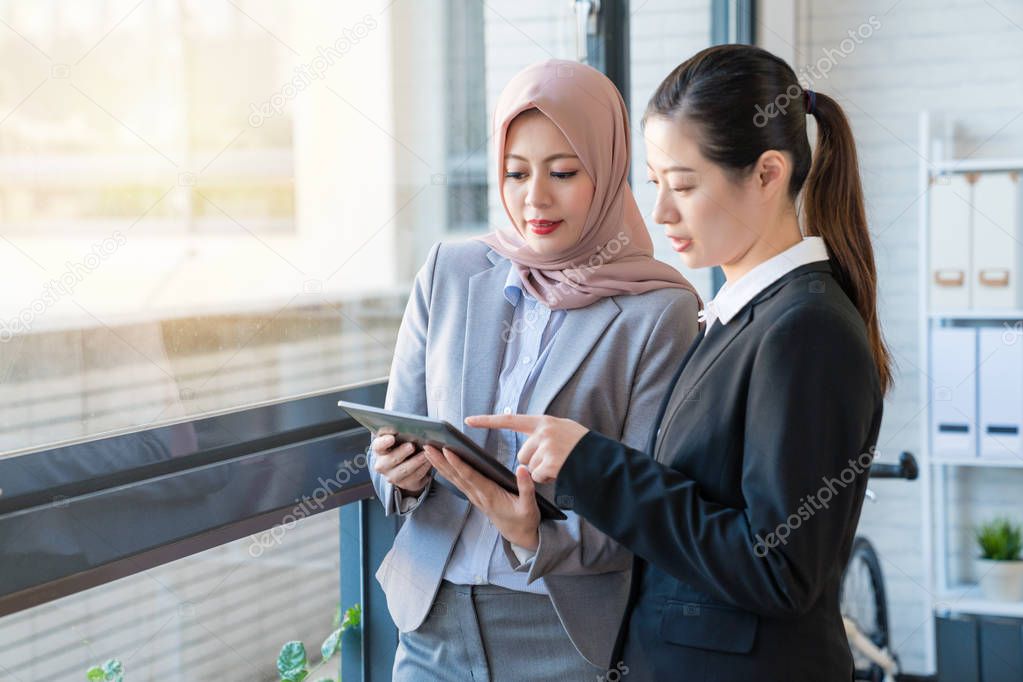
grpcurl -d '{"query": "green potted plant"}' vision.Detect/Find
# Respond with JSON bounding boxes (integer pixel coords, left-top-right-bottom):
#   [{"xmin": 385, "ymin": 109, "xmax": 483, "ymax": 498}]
[{"xmin": 975, "ymin": 517, "xmax": 1023, "ymax": 602}]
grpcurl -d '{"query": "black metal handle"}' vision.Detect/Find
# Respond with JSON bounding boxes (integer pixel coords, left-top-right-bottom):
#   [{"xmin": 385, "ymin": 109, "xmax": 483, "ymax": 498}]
[{"xmin": 868, "ymin": 451, "xmax": 918, "ymax": 480}]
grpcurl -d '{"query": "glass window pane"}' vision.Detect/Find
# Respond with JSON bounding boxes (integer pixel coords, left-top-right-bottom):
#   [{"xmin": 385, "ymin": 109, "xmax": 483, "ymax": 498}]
[
  {"xmin": 629, "ymin": 0, "xmax": 714, "ymax": 303},
  {"xmin": 0, "ymin": 1, "xmax": 713, "ymax": 456},
  {"xmin": 0, "ymin": 1, "xmax": 436, "ymax": 454},
  {"xmin": 0, "ymin": 510, "xmax": 340, "ymax": 680}
]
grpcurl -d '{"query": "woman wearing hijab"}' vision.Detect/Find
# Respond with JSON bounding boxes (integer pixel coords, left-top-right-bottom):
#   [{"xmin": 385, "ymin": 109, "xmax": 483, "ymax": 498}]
[{"xmin": 367, "ymin": 59, "xmax": 701, "ymax": 681}]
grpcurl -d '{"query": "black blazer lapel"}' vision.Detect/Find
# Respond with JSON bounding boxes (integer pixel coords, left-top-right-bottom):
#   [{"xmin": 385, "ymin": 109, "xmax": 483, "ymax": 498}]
[
  {"xmin": 651, "ymin": 260, "xmax": 832, "ymax": 463},
  {"xmin": 676, "ymin": 260, "xmax": 833, "ymax": 395},
  {"xmin": 646, "ymin": 325, "xmax": 706, "ymax": 454}
]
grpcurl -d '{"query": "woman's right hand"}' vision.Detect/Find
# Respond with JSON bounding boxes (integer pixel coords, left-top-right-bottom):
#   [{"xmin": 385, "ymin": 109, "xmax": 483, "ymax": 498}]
[{"xmin": 370, "ymin": 433, "xmax": 433, "ymax": 496}]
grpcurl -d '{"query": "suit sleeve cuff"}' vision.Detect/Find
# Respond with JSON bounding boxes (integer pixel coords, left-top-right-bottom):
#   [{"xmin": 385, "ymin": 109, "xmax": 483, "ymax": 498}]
[
  {"xmin": 510, "ymin": 542, "xmax": 537, "ymax": 565},
  {"xmin": 503, "ymin": 527, "xmax": 541, "ymax": 572},
  {"xmin": 393, "ymin": 476, "xmax": 432, "ymax": 516},
  {"xmin": 501, "ymin": 523, "xmax": 544, "ymax": 580}
]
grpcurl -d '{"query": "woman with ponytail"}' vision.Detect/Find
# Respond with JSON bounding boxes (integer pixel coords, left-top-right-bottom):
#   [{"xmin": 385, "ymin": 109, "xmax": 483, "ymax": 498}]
[{"xmin": 464, "ymin": 44, "xmax": 891, "ymax": 681}]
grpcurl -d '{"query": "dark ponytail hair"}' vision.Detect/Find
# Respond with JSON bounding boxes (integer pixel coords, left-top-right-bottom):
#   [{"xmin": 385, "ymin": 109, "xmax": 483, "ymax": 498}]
[{"xmin": 644, "ymin": 44, "xmax": 892, "ymax": 395}]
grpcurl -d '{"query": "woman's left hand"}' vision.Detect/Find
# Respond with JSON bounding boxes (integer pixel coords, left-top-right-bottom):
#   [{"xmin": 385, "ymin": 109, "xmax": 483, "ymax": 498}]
[
  {"xmin": 421, "ymin": 444, "xmax": 542, "ymax": 551},
  {"xmin": 464, "ymin": 414, "xmax": 589, "ymax": 484}
]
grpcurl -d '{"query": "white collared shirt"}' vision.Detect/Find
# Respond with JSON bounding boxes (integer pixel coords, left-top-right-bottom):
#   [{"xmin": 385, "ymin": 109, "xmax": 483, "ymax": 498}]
[{"xmin": 699, "ymin": 236, "xmax": 829, "ymax": 331}]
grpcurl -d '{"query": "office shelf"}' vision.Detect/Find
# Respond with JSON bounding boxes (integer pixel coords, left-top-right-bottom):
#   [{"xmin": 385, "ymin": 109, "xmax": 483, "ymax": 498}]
[
  {"xmin": 929, "ymin": 457, "xmax": 1023, "ymax": 468},
  {"xmin": 916, "ymin": 111, "xmax": 1023, "ymax": 673},
  {"xmin": 936, "ymin": 584, "xmax": 1023, "ymax": 618},
  {"xmin": 929, "ymin": 310, "xmax": 1023, "ymax": 320},
  {"xmin": 931, "ymin": 158, "xmax": 1023, "ymax": 174}
]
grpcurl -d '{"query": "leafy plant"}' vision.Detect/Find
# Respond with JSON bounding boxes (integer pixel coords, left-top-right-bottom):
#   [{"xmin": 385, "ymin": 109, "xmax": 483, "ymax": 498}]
[
  {"xmin": 86, "ymin": 659, "xmax": 123, "ymax": 682},
  {"xmin": 976, "ymin": 517, "xmax": 1023, "ymax": 561},
  {"xmin": 277, "ymin": 641, "xmax": 310, "ymax": 682},
  {"xmin": 86, "ymin": 603, "xmax": 362, "ymax": 682},
  {"xmin": 277, "ymin": 603, "xmax": 362, "ymax": 682}
]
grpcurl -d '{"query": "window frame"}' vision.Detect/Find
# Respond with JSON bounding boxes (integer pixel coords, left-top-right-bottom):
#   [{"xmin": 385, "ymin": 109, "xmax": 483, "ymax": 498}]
[{"xmin": 0, "ymin": 379, "xmax": 389, "ymax": 618}]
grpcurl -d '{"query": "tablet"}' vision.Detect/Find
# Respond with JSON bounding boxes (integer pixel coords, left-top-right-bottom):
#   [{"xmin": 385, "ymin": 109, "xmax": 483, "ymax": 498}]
[{"xmin": 338, "ymin": 400, "xmax": 567, "ymax": 521}]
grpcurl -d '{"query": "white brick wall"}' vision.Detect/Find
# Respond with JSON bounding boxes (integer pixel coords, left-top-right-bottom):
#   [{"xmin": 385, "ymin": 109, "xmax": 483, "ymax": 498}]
[{"xmin": 796, "ymin": 0, "xmax": 1023, "ymax": 673}]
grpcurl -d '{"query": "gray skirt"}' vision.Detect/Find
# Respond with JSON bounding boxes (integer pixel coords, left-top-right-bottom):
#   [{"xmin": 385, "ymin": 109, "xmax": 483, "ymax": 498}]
[{"xmin": 392, "ymin": 580, "xmax": 608, "ymax": 682}]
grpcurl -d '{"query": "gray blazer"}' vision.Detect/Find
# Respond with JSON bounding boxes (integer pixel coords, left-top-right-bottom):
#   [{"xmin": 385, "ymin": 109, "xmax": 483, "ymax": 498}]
[{"xmin": 370, "ymin": 238, "xmax": 699, "ymax": 668}]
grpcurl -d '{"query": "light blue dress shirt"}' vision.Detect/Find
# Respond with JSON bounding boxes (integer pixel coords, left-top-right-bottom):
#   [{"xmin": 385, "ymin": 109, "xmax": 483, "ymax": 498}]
[{"xmin": 440, "ymin": 256, "xmax": 566, "ymax": 594}]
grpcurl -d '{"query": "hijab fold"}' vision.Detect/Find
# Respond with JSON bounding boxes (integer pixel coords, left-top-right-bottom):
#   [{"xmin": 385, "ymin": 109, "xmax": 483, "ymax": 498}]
[{"xmin": 477, "ymin": 59, "xmax": 701, "ymax": 311}]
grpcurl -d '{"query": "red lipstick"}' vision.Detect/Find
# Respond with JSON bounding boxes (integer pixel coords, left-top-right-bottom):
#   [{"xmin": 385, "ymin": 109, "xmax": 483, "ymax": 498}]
[{"xmin": 528, "ymin": 219, "xmax": 562, "ymax": 235}]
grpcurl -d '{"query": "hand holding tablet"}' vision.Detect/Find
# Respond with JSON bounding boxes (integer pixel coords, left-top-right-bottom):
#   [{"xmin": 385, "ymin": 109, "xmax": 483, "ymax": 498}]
[
  {"xmin": 369, "ymin": 433, "xmax": 432, "ymax": 496},
  {"xmin": 338, "ymin": 400, "xmax": 567, "ymax": 521}
]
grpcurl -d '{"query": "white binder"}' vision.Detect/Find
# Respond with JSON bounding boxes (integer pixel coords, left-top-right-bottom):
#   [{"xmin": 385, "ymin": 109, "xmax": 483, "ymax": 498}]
[
  {"xmin": 971, "ymin": 172, "xmax": 1022, "ymax": 310},
  {"xmin": 978, "ymin": 327, "xmax": 1023, "ymax": 459},
  {"xmin": 930, "ymin": 326, "xmax": 977, "ymax": 459},
  {"xmin": 930, "ymin": 174, "xmax": 973, "ymax": 311}
]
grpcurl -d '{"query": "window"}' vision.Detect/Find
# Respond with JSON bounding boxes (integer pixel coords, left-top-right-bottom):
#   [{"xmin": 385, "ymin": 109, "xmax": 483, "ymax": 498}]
[
  {"xmin": 2, "ymin": 4, "xmax": 673, "ymax": 680},
  {"xmin": 443, "ymin": 0, "xmax": 488, "ymax": 233},
  {"xmin": 0, "ymin": 2, "xmax": 414, "ymax": 454},
  {"xmin": 629, "ymin": 0, "xmax": 715, "ymax": 302},
  {"xmin": 0, "ymin": 510, "xmax": 341, "ymax": 680}
]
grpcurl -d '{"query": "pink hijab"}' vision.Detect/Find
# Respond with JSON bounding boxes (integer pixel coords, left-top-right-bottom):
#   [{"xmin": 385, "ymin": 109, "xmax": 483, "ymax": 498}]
[{"xmin": 477, "ymin": 59, "xmax": 701, "ymax": 311}]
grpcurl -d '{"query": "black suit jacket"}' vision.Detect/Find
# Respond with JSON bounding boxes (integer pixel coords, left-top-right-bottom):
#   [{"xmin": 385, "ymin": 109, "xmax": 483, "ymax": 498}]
[{"xmin": 556, "ymin": 261, "xmax": 883, "ymax": 682}]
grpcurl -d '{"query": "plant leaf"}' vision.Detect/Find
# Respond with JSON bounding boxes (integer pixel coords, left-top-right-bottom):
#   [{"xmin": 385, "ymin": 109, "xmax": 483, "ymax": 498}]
[
  {"xmin": 341, "ymin": 604, "xmax": 361, "ymax": 631},
  {"xmin": 102, "ymin": 659, "xmax": 124, "ymax": 682},
  {"xmin": 321, "ymin": 629, "xmax": 341, "ymax": 661},
  {"xmin": 86, "ymin": 667, "xmax": 105, "ymax": 682},
  {"xmin": 277, "ymin": 641, "xmax": 308, "ymax": 678}
]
